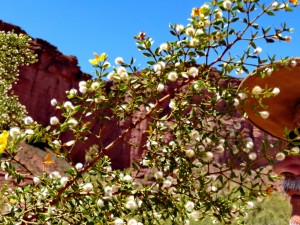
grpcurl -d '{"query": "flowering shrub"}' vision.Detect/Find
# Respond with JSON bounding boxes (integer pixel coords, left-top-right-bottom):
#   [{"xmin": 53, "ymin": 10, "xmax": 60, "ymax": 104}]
[
  {"xmin": 0, "ymin": 1, "xmax": 299, "ymax": 224},
  {"xmin": 0, "ymin": 31, "xmax": 36, "ymax": 130}
]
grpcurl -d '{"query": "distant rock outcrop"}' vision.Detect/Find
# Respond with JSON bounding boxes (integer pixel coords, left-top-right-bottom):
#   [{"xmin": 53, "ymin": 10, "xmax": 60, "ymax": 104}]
[
  {"xmin": 1, "ymin": 21, "xmax": 279, "ymax": 170},
  {"xmin": 0, "ymin": 20, "xmax": 90, "ymax": 127}
]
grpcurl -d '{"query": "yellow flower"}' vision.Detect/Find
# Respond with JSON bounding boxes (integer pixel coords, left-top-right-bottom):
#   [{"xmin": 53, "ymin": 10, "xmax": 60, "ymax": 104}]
[
  {"xmin": 43, "ymin": 152, "xmax": 54, "ymax": 171},
  {"xmin": 43, "ymin": 152, "xmax": 54, "ymax": 165},
  {"xmin": 289, "ymin": 0, "xmax": 298, "ymax": 5},
  {"xmin": 191, "ymin": 4, "xmax": 210, "ymax": 17},
  {"xmin": 191, "ymin": 8, "xmax": 201, "ymax": 17},
  {"xmin": 89, "ymin": 52, "xmax": 107, "ymax": 65},
  {"xmin": 0, "ymin": 130, "xmax": 9, "ymax": 154},
  {"xmin": 266, "ymin": 184, "xmax": 273, "ymax": 197}
]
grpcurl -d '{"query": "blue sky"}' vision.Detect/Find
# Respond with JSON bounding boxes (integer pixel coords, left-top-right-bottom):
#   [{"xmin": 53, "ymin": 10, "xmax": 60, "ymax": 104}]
[{"xmin": 1, "ymin": 1, "xmax": 299, "ymax": 75}]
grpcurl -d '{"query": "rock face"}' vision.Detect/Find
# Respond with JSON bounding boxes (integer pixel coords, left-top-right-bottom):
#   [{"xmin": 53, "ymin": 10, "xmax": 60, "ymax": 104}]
[
  {"xmin": 0, "ymin": 20, "xmax": 90, "ymax": 128},
  {"xmin": 1, "ymin": 20, "xmax": 140, "ymax": 169},
  {"xmin": 1, "ymin": 21, "xmax": 279, "ymax": 170}
]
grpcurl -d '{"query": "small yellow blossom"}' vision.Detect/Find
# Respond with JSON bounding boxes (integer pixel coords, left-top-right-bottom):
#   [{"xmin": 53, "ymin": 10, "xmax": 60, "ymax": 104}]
[
  {"xmin": 89, "ymin": 52, "xmax": 107, "ymax": 65},
  {"xmin": 43, "ymin": 152, "xmax": 54, "ymax": 165},
  {"xmin": 43, "ymin": 152, "xmax": 54, "ymax": 171},
  {"xmin": 191, "ymin": 4, "xmax": 210, "ymax": 17},
  {"xmin": 191, "ymin": 8, "xmax": 201, "ymax": 17},
  {"xmin": 289, "ymin": 0, "xmax": 298, "ymax": 5},
  {"xmin": 266, "ymin": 184, "xmax": 273, "ymax": 197},
  {"xmin": 0, "ymin": 130, "xmax": 9, "ymax": 154}
]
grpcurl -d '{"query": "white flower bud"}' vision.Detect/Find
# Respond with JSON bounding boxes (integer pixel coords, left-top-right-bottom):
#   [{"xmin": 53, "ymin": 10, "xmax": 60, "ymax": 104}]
[
  {"xmin": 271, "ymin": 87, "xmax": 280, "ymax": 96},
  {"xmin": 115, "ymin": 57, "xmax": 124, "ymax": 65},
  {"xmin": 63, "ymin": 101, "xmax": 74, "ymax": 110},
  {"xmin": 168, "ymin": 71, "xmax": 178, "ymax": 82},
  {"xmin": 185, "ymin": 27, "xmax": 195, "ymax": 36},
  {"xmin": 107, "ymin": 71, "xmax": 119, "ymax": 81},
  {"xmin": 246, "ymin": 201, "xmax": 254, "ymax": 209},
  {"xmin": 65, "ymin": 140, "xmax": 75, "ymax": 146},
  {"xmin": 104, "ymin": 186, "xmax": 113, "ymax": 196},
  {"xmin": 291, "ymin": 60, "xmax": 297, "ymax": 67},
  {"xmin": 215, "ymin": 10, "xmax": 223, "ymax": 19},
  {"xmin": 25, "ymin": 129, "xmax": 34, "ymax": 135},
  {"xmin": 79, "ymin": 86, "xmax": 87, "ymax": 93},
  {"xmin": 91, "ymin": 82, "xmax": 100, "ymax": 90},
  {"xmin": 185, "ymin": 201, "xmax": 195, "ymax": 212},
  {"xmin": 253, "ymin": 47, "xmax": 262, "ymax": 54},
  {"xmin": 159, "ymin": 43, "xmax": 168, "ymax": 52},
  {"xmin": 188, "ymin": 67, "xmax": 199, "ymax": 77},
  {"xmin": 186, "ymin": 149, "xmax": 195, "ymax": 158},
  {"xmin": 264, "ymin": 68, "xmax": 273, "ymax": 76},
  {"xmin": 275, "ymin": 152, "xmax": 285, "ymax": 161},
  {"xmin": 154, "ymin": 171, "xmax": 163, "ymax": 179},
  {"xmin": 157, "ymin": 83, "xmax": 165, "ymax": 92},
  {"xmin": 163, "ymin": 179, "xmax": 172, "ymax": 188},
  {"xmin": 50, "ymin": 116, "xmax": 59, "ymax": 125},
  {"xmin": 128, "ymin": 219, "xmax": 139, "ymax": 225},
  {"xmin": 285, "ymin": 36, "xmax": 292, "ymax": 43},
  {"xmin": 67, "ymin": 118, "xmax": 78, "ymax": 128},
  {"xmin": 114, "ymin": 218, "xmax": 124, "ymax": 225},
  {"xmin": 236, "ymin": 68, "xmax": 244, "ymax": 75},
  {"xmin": 259, "ymin": 111, "xmax": 270, "ymax": 119},
  {"xmin": 272, "ymin": 1, "xmax": 279, "ymax": 9},
  {"xmin": 24, "ymin": 116, "xmax": 33, "ymax": 125},
  {"xmin": 49, "ymin": 171, "xmax": 61, "ymax": 179},
  {"xmin": 82, "ymin": 183, "xmax": 93, "ymax": 192},
  {"xmin": 246, "ymin": 141, "xmax": 254, "ymax": 149},
  {"xmin": 291, "ymin": 146, "xmax": 300, "ymax": 154},
  {"xmin": 125, "ymin": 198, "xmax": 138, "ymax": 210},
  {"xmin": 68, "ymin": 88, "xmax": 77, "ymax": 96},
  {"xmin": 117, "ymin": 66, "xmax": 126, "ymax": 75},
  {"xmin": 175, "ymin": 24, "xmax": 184, "ymax": 33},
  {"xmin": 169, "ymin": 99, "xmax": 176, "ymax": 109},
  {"xmin": 122, "ymin": 174, "xmax": 133, "ymax": 182},
  {"xmin": 142, "ymin": 159, "xmax": 150, "ymax": 166},
  {"xmin": 97, "ymin": 199, "xmax": 104, "ymax": 207},
  {"xmin": 190, "ymin": 130, "xmax": 200, "ymax": 141},
  {"xmin": 190, "ymin": 211, "xmax": 200, "ymax": 221},
  {"xmin": 203, "ymin": 19, "xmax": 211, "ymax": 27},
  {"xmin": 78, "ymin": 81, "xmax": 87, "ymax": 88},
  {"xmin": 204, "ymin": 151, "xmax": 214, "ymax": 161},
  {"xmin": 60, "ymin": 177, "xmax": 69, "ymax": 186},
  {"xmin": 190, "ymin": 38, "xmax": 199, "ymax": 47},
  {"xmin": 52, "ymin": 140, "xmax": 61, "ymax": 147},
  {"xmin": 238, "ymin": 92, "xmax": 248, "ymax": 100},
  {"xmin": 51, "ymin": 98, "xmax": 58, "ymax": 106},
  {"xmin": 223, "ymin": 0, "xmax": 232, "ymax": 9},
  {"xmin": 248, "ymin": 152, "xmax": 257, "ymax": 160},
  {"xmin": 195, "ymin": 29, "xmax": 204, "ymax": 36},
  {"xmin": 214, "ymin": 145, "xmax": 224, "ymax": 153},
  {"xmin": 75, "ymin": 163, "xmax": 83, "ymax": 170},
  {"xmin": 9, "ymin": 127, "xmax": 20, "ymax": 138},
  {"xmin": 33, "ymin": 177, "xmax": 40, "ymax": 184},
  {"xmin": 233, "ymin": 98, "xmax": 239, "ymax": 106},
  {"xmin": 252, "ymin": 85, "xmax": 263, "ymax": 95}
]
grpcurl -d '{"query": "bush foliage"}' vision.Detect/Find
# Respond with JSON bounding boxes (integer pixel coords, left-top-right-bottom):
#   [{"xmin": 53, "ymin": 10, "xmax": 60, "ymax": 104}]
[{"xmin": 0, "ymin": 1, "xmax": 298, "ymax": 224}]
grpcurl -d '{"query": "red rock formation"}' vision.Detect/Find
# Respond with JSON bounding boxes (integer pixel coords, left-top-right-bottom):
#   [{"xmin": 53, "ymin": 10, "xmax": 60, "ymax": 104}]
[
  {"xmin": 0, "ymin": 21, "xmax": 136, "ymax": 169},
  {"xmin": 1, "ymin": 21, "xmax": 280, "ymax": 170}
]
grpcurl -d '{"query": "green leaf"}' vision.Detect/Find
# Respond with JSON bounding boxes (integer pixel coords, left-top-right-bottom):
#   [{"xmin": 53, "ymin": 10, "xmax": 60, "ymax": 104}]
[
  {"xmin": 143, "ymin": 52, "xmax": 152, "ymax": 57},
  {"xmin": 132, "ymin": 162, "xmax": 139, "ymax": 170}
]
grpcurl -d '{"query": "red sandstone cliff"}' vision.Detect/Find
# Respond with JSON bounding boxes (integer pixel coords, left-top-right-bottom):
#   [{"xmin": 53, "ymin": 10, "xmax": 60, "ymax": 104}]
[
  {"xmin": 0, "ymin": 21, "xmax": 90, "ymax": 126},
  {"xmin": 0, "ymin": 21, "xmax": 279, "ymax": 170},
  {"xmin": 0, "ymin": 20, "xmax": 141, "ymax": 169}
]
